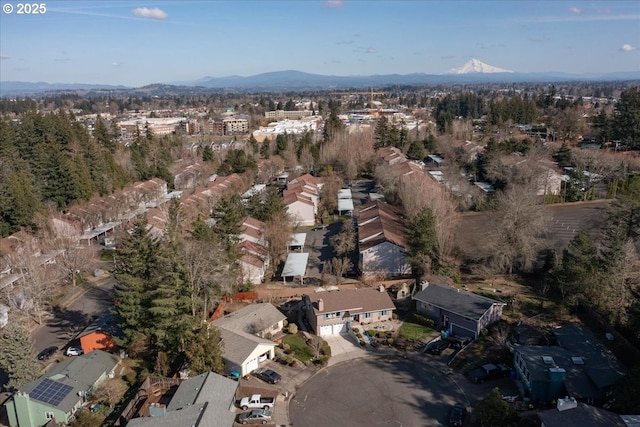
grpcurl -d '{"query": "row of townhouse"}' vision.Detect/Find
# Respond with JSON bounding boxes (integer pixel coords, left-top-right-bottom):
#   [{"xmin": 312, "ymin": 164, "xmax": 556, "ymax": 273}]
[
  {"xmin": 283, "ymin": 173, "xmax": 324, "ymax": 227},
  {"xmin": 237, "ymin": 217, "xmax": 270, "ymax": 284}
]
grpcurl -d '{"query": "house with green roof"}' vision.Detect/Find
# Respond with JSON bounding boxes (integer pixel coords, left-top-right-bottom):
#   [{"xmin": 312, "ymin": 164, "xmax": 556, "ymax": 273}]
[{"xmin": 5, "ymin": 350, "xmax": 119, "ymax": 427}]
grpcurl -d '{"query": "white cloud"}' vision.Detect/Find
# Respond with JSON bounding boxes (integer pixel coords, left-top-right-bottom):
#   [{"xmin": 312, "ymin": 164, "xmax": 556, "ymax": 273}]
[
  {"xmin": 620, "ymin": 44, "xmax": 639, "ymax": 52},
  {"xmin": 112, "ymin": 62, "xmax": 122, "ymax": 67},
  {"xmin": 0, "ymin": 55, "xmax": 9, "ymax": 60},
  {"xmin": 569, "ymin": 7, "xmax": 581, "ymax": 14},
  {"xmin": 131, "ymin": 7, "xmax": 168, "ymax": 20},
  {"xmin": 324, "ymin": 0, "xmax": 345, "ymax": 8}
]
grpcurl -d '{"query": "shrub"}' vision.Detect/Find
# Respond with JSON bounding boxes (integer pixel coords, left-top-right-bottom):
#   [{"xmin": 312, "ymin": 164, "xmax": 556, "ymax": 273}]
[
  {"xmin": 353, "ymin": 327, "xmax": 360, "ymax": 333},
  {"xmin": 368, "ymin": 329, "xmax": 377, "ymax": 337},
  {"xmin": 387, "ymin": 338, "xmax": 394, "ymax": 346},
  {"xmin": 359, "ymin": 340, "xmax": 366, "ymax": 347},
  {"xmin": 288, "ymin": 323, "xmax": 298, "ymax": 334},
  {"xmin": 410, "ymin": 313, "xmax": 435, "ymax": 328},
  {"xmin": 123, "ymin": 371, "xmax": 137, "ymax": 387},
  {"xmin": 282, "ymin": 343, "xmax": 291, "ymax": 351},
  {"xmin": 321, "ymin": 343, "xmax": 331, "ymax": 356},
  {"xmin": 283, "ymin": 319, "xmax": 288, "ymax": 327}
]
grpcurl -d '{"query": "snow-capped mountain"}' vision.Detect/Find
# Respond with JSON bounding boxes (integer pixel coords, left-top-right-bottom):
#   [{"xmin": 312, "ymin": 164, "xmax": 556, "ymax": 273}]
[{"xmin": 446, "ymin": 59, "xmax": 513, "ymax": 74}]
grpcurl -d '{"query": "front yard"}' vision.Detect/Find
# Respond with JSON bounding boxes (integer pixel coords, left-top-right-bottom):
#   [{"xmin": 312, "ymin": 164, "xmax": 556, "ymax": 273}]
[
  {"xmin": 397, "ymin": 320, "xmax": 435, "ymax": 342},
  {"xmin": 282, "ymin": 334, "xmax": 315, "ymax": 363}
]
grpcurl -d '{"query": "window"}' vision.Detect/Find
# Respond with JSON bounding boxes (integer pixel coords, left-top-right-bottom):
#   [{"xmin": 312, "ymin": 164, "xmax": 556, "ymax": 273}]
[
  {"xmin": 364, "ymin": 312, "xmax": 372, "ymax": 319},
  {"xmin": 46, "ymin": 412, "xmax": 55, "ymax": 420}
]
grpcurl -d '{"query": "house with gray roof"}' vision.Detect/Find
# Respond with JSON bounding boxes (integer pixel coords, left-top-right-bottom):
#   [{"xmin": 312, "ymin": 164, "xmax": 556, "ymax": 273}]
[
  {"xmin": 412, "ymin": 282, "xmax": 505, "ymax": 339},
  {"xmin": 5, "ymin": 350, "xmax": 119, "ymax": 427},
  {"xmin": 538, "ymin": 400, "xmax": 626, "ymax": 427},
  {"xmin": 127, "ymin": 372, "xmax": 238, "ymax": 427},
  {"xmin": 212, "ymin": 303, "xmax": 285, "ymax": 376},
  {"xmin": 302, "ymin": 287, "xmax": 396, "ymax": 336},
  {"xmin": 513, "ymin": 325, "xmax": 626, "ymax": 405}
]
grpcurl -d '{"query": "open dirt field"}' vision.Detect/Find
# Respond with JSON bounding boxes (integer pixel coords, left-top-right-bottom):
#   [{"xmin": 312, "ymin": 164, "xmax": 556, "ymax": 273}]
[{"xmin": 455, "ymin": 199, "xmax": 613, "ymax": 258}]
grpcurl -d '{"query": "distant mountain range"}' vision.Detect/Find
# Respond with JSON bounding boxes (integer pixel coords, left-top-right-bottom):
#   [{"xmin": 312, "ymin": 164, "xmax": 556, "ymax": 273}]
[{"xmin": 1, "ymin": 59, "xmax": 639, "ymax": 96}]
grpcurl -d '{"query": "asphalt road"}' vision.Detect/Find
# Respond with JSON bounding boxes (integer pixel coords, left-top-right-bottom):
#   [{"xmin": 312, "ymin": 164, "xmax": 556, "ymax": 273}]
[
  {"xmin": 290, "ymin": 353, "xmax": 467, "ymax": 427},
  {"xmin": 33, "ymin": 276, "xmax": 115, "ymax": 356}
]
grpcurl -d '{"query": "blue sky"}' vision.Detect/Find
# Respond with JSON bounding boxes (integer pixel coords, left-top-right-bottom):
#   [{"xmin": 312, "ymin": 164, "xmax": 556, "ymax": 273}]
[{"xmin": 1, "ymin": 0, "xmax": 638, "ymax": 86}]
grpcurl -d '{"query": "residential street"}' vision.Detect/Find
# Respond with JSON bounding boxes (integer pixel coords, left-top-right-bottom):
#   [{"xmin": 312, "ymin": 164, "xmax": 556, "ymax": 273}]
[{"xmin": 33, "ymin": 275, "xmax": 116, "ymax": 357}]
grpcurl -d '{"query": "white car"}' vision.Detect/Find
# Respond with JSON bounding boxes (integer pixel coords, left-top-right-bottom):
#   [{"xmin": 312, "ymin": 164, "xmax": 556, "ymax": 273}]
[{"xmin": 65, "ymin": 346, "xmax": 84, "ymax": 356}]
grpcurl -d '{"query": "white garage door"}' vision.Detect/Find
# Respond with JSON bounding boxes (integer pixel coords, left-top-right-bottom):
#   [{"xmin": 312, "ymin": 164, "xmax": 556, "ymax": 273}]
[
  {"xmin": 332, "ymin": 323, "xmax": 347, "ymax": 335},
  {"xmin": 319, "ymin": 325, "xmax": 334, "ymax": 336},
  {"xmin": 245, "ymin": 357, "xmax": 259, "ymax": 374}
]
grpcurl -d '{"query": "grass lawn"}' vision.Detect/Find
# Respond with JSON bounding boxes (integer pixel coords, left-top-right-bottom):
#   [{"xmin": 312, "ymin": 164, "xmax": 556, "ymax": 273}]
[
  {"xmin": 283, "ymin": 335, "xmax": 315, "ymax": 363},
  {"xmin": 397, "ymin": 321, "xmax": 434, "ymax": 342}
]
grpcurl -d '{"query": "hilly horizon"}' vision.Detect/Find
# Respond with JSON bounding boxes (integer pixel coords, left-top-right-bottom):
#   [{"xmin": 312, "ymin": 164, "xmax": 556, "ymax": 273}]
[{"xmin": 2, "ymin": 59, "xmax": 639, "ymax": 96}]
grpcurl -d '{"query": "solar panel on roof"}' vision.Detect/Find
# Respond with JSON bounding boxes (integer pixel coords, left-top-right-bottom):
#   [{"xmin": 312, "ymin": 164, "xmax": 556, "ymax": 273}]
[{"xmin": 30, "ymin": 378, "xmax": 74, "ymax": 407}]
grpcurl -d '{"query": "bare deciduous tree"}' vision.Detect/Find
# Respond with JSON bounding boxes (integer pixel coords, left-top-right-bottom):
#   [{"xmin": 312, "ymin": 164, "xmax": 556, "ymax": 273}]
[
  {"xmin": 484, "ymin": 182, "xmax": 550, "ymax": 274},
  {"xmin": 183, "ymin": 238, "xmax": 237, "ymax": 322},
  {"xmin": 331, "ymin": 257, "xmax": 353, "ymax": 285},
  {"xmin": 264, "ymin": 214, "xmax": 293, "ymax": 271},
  {"xmin": 398, "ymin": 173, "xmax": 460, "ymax": 266},
  {"xmin": 91, "ymin": 378, "xmax": 127, "ymax": 408}
]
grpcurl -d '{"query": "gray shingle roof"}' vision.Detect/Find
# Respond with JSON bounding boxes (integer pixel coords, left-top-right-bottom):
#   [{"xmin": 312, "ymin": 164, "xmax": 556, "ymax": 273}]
[
  {"xmin": 213, "ymin": 303, "xmax": 285, "ymax": 335},
  {"xmin": 538, "ymin": 402, "xmax": 626, "ymax": 427},
  {"xmin": 127, "ymin": 372, "xmax": 238, "ymax": 427},
  {"xmin": 212, "ymin": 303, "xmax": 284, "ymax": 367},
  {"xmin": 412, "ymin": 283, "xmax": 504, "ymax": 321},
  {"xmin": 21, "ymin": 350, "xmax": 118, "ymax": 413}
]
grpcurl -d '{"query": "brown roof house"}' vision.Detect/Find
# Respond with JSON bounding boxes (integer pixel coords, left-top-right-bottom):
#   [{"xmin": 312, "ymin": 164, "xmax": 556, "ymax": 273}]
[
  {"xmin": 357, "ymin": 201, "xmax": 411, "ymax": 278},
  {"xmin": 237, "ymin": 241, "xmax": 270, "ymax": 285},
  {"xmin": 302, "ymin": 287, "xmax": 396, "ymax": 336}
]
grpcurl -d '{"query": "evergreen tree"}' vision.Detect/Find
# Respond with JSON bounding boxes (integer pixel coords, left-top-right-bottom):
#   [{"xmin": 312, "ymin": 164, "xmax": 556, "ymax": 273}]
[
  {"xmin": 407, "ymin": 207, "xmax": 437, "ymax": 279},
  {"xmin": 212, "ymin": 194, "xmax": 244, "ymax": 247},
  {"xmin": 275, "ymin": 134, "xmax": 287, "ymax": 156},
  {"xmin": 261, "ymin": 187, "xmax": 287, "ymax": 221},
  {"xmin": 406, "ymin": 140, "xmax": 425, "ymax": 161},
  {"xmin": 202, "ymin": 146, "xmax": 214, "ymax": 162},
  {"xmin": 184, "ymin": 325, "xmax": 225, "ymax": 375},
  {"xmin": 0, "ymin": 323, "xmax": 38, "ymax": 390},
  {"xmin": 1, "ymin": 172, "xmax": 42, "ymax": 233},
  {"xmin": 557, "ymin": 231, "xmax": 598, "ymax": 302},
  {"xmin": 373, "ymin": 116, "xmax": 390, "ymax": 148},
  {"xmin": 114, "ymin": 219, "xmax": 158, "ymax": 347},
  {"xmin": 613, "ymin": 86, "xmax": 640, "ymax": 149},
  {"xmin": 260, "ymin": 137, "xmax": 271, "ymax": 159}
]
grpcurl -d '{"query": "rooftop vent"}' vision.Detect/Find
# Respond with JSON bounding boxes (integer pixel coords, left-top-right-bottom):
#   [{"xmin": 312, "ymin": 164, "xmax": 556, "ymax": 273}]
[
  {"xmin": 542, "ymin": 356, "xmax": 555, "ymax": 365},
  {"xmin": 571, "ymin": 357, "xmax": 584, "ymax": 365}
]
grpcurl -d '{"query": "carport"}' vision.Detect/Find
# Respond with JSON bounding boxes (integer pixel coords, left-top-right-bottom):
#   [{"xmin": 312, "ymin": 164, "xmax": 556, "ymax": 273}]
[
  {"xmin": 281, "ymin": 252, "xmax": 309, "ymax": 285},
  {"xmin": 287, "ymin": 233, "xmax": 307, "ymax": 252}
]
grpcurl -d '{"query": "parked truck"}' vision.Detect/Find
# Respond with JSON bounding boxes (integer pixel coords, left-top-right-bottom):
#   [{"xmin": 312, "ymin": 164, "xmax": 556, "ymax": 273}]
[{"xmin": 239, "ymin": 394, "xmax": 275, "ymax": 410}]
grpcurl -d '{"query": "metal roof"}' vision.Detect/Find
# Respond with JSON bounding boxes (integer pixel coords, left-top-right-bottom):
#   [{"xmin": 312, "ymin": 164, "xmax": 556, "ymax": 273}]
[
  {"xmin": 338, "ymin": 198, "xmax": 354, "ymax": 212},
  {"xmin": 338, "ymin": 189, "xmax": 352, "ymax": 199},
  {"xmin": 281, "ymin": 253, "xmax": 309, "ymax": 277},
  {"xmin": 288, "ymin": 233, "xmax": 307, "ymax": 248}
]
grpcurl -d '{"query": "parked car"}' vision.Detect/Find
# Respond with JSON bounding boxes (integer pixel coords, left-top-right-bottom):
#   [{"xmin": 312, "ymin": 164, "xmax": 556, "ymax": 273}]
[
  {"xmin": 37, "ymin": 346, "xmax": 58, "ymax": 361},
  {"xmin": 447, "ymin": 336, "xmax": 471, "ymax": 350},
  {"xmin": 448, "ymin": 403, "xmax": 467, "ymax": 426},
  {"xmin": 65, "ymin": 346, "xmax": 84, "ymax": 357},
  {"xmin": 239, "ymin": 394, "xmax": 275, "ymax": 410},
  {"xmin": 467, "ymin": 363, "xmax": 510, "ymax": 383},
  {"xmin": 423, "ymin": 339, "xmax": 449, "ymax": 355},
  {"xmin": 237, "ymin": 408, "xmax": 272, "ymax": 424},
  {"xmin": 253, "ymin": 369, "xmax": 281, "ymax": 384}
]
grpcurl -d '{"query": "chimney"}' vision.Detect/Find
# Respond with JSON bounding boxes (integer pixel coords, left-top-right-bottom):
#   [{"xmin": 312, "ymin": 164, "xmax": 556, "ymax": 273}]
[
  {"xmin": 318, "ymin": 299, "xmax": 324, "ymax": 311},
  {"xmin": 420, "ymin": 281, "xmax": 429, "ymax": 291},
  {"xmin": 379, "ymin": 284, "xmax": 385, "ymax": 293},
  {"xmin": 556, "ymin": 397, "xmax": 577, "ymax": 412}
]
